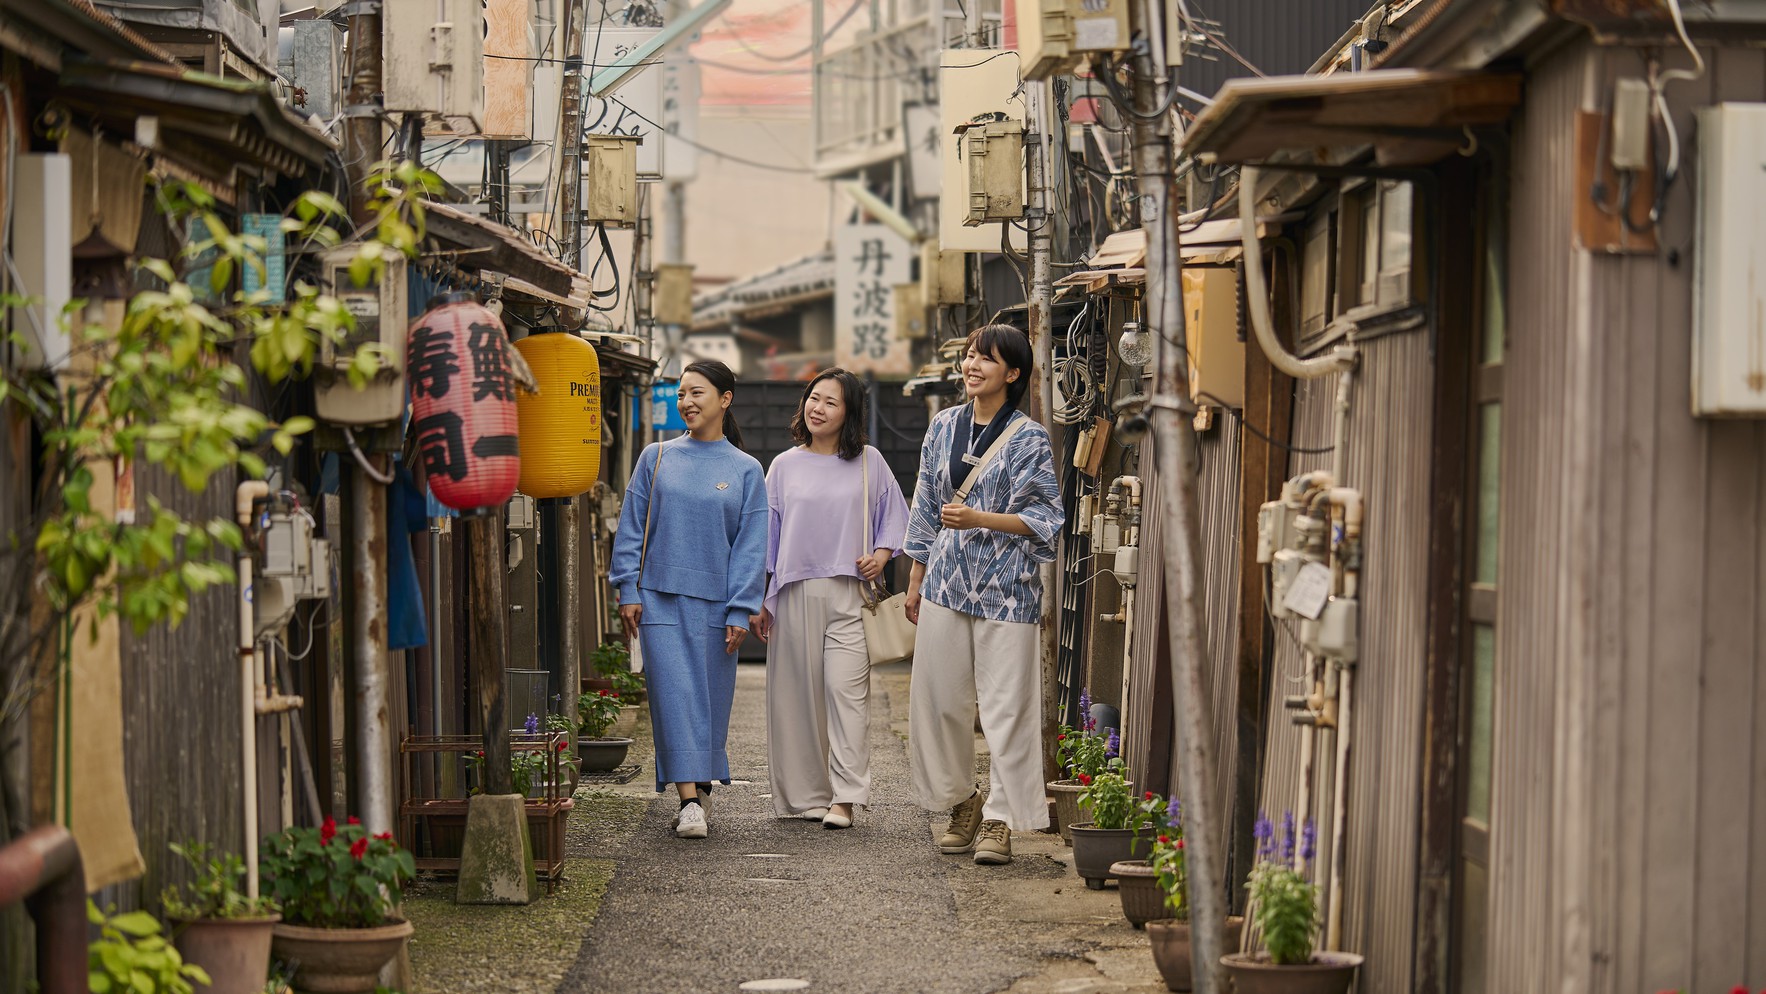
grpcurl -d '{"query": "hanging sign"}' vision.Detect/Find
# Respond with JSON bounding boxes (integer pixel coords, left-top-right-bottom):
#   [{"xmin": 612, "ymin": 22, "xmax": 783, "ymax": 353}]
[
  {"xmin": 581, "ymin": 26, "xmax": 665, "ymax": 178},
  {"xmin": 835, "ymin": 221, "xmax": 915, "ymax": 378}
]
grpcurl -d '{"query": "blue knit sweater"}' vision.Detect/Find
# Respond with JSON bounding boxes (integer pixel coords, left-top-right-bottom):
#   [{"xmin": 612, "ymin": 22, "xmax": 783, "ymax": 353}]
[{"xmin": 610, "ymin": 436, "xmax": 769, "ymax": 629}]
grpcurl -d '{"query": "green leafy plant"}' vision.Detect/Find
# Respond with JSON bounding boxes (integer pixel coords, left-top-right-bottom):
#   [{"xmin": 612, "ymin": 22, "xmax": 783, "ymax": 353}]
[
  {"xmin": 610, "ymin": 666, "xmax": 645, "ymax": 698},
  {"xmin": 577, "ymin": 689, "xmax": 625, "ymax": 739},
  {"xmin": 160, "ymin": 841, "xmax": 278, "ymax": 920},
  {"xmin": 258, "ymin": 816, "xmax": 414, "ymax": 929},
  {"xmin": 466, "ymin": 736, "xmax": 573, "ymax": 795},
  {"xmin": 1077, "ymin": 772, "xmax": 1135, "ymax": 829},
  {"xmin": 1149, "ymin": 796, "xmax": 1188, "ymax": 918},
  {"xmin": 87, "ymin": 899, "xmax": 211, "ymax": 994},
  {"xmin": 1247, "ymin": 811, "xmax": 1319, "ymax": 965},
  {"xmin": 589, "ymin": 641, "xmax": 630, "ymax": 678}
]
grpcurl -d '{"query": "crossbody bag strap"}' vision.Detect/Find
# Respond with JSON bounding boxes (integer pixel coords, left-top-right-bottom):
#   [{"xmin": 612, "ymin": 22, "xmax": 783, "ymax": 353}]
[
  {"xmin": 638, "ymin": 441, "xmax": 667, "ymax": 581},
  {"xmin": 952, "ymin": 416, "xmax": 1028, "ymax": 505}
]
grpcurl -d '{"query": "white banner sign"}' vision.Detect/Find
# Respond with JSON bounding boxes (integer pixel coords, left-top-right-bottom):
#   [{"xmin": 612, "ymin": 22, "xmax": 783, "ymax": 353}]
[
  {"xmin": 581, "ymin": 27, "xmax": 664, "ymax": 178},
  {"xmin": 835, "ymin": 222, "xmax": 915, "ymax": 378},
  {"xmin": 660, "ymin": 57, "xmax": 700, "ymax": 181}
]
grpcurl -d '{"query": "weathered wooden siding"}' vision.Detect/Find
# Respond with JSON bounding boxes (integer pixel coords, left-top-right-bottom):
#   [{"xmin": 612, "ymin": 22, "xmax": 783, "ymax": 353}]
[
  {"xmin": 1494, "ymin": 37, "xmax": 1766, "ymax": 993},
  {"xmin": 1255, "ymin": 327, "xmax": 1435, "ymax": 993}
]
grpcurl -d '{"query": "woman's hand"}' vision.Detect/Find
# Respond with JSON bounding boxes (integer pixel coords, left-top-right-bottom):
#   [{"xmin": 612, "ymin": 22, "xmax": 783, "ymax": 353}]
[
  {"xmin": 904, "ymin": 588, "xmax": 921, "ymax": 625},
  {"xmin": 754, "ymin": 609, "xmax": 772, "ymax": 643},
  {"xmin": 619, "ymin": 603, "xmax": 642, "ymax": 640},
  {"xmin": 940, "ymin": 503, "xmax": 984, "ymax": 530},
  {"xmin": 724, "ymin": 625, "xmax": 748, "ymax": 655},
  {"xmin": 856, "ymin": 549, "xmax": 891, "ymax": 582}
]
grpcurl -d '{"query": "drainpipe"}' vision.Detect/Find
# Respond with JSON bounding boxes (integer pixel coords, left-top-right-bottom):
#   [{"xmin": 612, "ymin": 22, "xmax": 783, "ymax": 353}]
[
  {"xmin": 235, "ymin": 481, "xmax": 268, "ymax": 896},
  {"xmin": 0, "ymin": 824, "xmax": 85, "ymax": 994}
]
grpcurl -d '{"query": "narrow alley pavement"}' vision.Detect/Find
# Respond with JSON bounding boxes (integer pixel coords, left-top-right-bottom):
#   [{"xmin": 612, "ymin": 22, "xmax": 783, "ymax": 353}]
[{"xmin": 409, "ymin": 662, "xmax": 1176, "ymax": 994}]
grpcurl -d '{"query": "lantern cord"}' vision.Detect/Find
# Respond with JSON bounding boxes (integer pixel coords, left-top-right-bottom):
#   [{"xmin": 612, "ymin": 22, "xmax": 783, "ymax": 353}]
[{"xmin": 343, "ymin": 427, "xmax": 397, "ymax": 486}]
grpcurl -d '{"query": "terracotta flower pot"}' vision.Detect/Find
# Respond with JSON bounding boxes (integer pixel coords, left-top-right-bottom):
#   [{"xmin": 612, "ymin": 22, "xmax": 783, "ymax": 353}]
[
  {"xmin": 1109, "ymin": 860, "xmax": 1167, "ymax": 928},
  {"xmin": 1069, "ymin": 822, "xmax": 1152, "ymax": 889},
  {"xmin": 270, "ymin": 919, "xmax": 413, "ymax": 994},
  {"xmin": 1047, "ymin": 778, "xmax": 1133, "ymax": 845},
  {"xmin": 172, "ymin": 915, "xmax": 279, "ymax": 994},
  {"xmin": 577, "ymin": 735, "xmax": 633, "ymax": 773},
  {"xmin": 1146, "ymin": 917, "xmax": 1244, "ymax": 991},
  {"xmin": 1218, "ymin": 951, "xmax": 1364, "ymax": 994}
]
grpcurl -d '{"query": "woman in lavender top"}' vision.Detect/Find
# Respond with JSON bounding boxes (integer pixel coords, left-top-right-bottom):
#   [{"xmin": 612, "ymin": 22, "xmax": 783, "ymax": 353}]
[{"xmin": 754, "ymin": 369, "xmax": 908, "ymax": 830}]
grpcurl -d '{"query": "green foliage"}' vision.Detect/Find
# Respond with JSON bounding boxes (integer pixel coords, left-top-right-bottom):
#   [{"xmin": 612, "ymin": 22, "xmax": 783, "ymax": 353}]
[
  {"xmin": 589, "ymin": 641, "xmax": 630, "ymax": 678},
  {"xmin": 1247, "ymin": 860, "xmax": 1319, "ymax": 965},
  {"xmin": 610, "ymin": 666, "xmax": 645, "ymax": 698},
  {"xmin": 577, "ymin": 690, "xmax": 625, "ymax": 740},
  {"xmin": 1057, "ymin": 724, "xmax": 1124, "ymax": 781},
  {"xmin": 1149, "ymin": 831, "xmax": 1188, "ymax": 918},
  {"xmin": 1077, "ymin": 772, "xmax": 1134, "ymax": 830},
  {"xmin": 258, "ymin": 817, "xmax": 414, "ymax": 929},
  {"xmin": 87, "ymin": 900, "xmax": 211, "ymax": 994},
  {"xmin": 160, "ymin": 841, "xmax": 278, "ymax": 920}
]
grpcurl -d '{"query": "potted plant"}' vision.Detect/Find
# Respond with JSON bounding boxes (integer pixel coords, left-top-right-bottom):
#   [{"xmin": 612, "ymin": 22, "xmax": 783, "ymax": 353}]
[
  {"xmin": 259, "ymin": 816, "xmax": 416, "ymax": 994},
  {"xmin": 611, "ymin": 664, "xmax": 646, "ymax": 705},
  {"xmin": 1135, "ymin": 799, "xmax": 1246, "ymax": 991},
  {"xmin": 584, "ymin": 641, "xmax": 629, "ymax": 694},
  {"xmin": 160, "ymin": 841, "xmax": 280, "ymax": 994},
  {"xmin": 1220, "ymin": 812, "xmax": 1362, "ymax": 994},
  {"xmin": 88, "ymin": 900, "xmax": 211, "ymax": 994},
  {"xmin": 1070, "ymin": 772, "xmax": 1157, "ymax": 889},
  {"xmin": 1112, "ymin": 795, "xmax": 1177, "ymax": 929},
  {"xmin": 577, "ymin": 688, "xmax": 633, "ymax": 773},
  {"xmin": 1049, "ymin": 690, "xmax": 1128, "ymax": 844}
]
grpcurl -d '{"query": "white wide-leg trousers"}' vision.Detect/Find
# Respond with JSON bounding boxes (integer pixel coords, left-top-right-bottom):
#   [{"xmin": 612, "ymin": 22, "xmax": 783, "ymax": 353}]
[
  {"xmin": 909, "ymin": 599, "xmax": 1048, "ymax": 830},
  {"xmin": 766, "ymin": 577, "xmax": 871, "ymax": 816}
]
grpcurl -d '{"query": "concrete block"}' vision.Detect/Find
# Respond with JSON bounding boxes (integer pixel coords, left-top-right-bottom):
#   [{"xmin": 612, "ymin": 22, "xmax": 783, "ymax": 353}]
[{"xmin": 455, "ymin": 793, "xmax": 538, "ymax": 905}]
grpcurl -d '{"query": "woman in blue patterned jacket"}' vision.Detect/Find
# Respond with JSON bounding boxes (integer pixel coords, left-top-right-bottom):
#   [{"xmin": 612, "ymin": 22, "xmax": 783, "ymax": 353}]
[{"xmin": 903, "ymin": 324, "xmax": 1064, "ymax": 866}]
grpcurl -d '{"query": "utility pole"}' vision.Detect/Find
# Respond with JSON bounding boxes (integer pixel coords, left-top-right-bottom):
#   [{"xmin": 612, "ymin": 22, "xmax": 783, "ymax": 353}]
[
  {"xmin": 467, "ymin": 509, "xmax": 513, "ymax": 796},
  {"xmin": 663, "ymin": 0, "xmax": 687, "ymax": 269},
  {"xmin": 557, "ymin": 0, "xmax": 587, "ymax": 268},
  {"xmin": 342, "ymin": 0, "xmax": 394, "ymax": 839},
  {"xmin": 1024, "ymin": 80, "xmax": 1062, "ymax": 784},
  {"xmin": 556, "ymin": 0, "xmax": 589, "ymax": 758},
  {"xmin": 1125, "ymin": 9, "xmax": 1227, "ymax": 993}
]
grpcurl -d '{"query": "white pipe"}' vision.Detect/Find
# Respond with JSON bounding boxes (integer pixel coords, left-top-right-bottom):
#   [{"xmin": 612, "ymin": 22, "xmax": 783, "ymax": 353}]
[
  {"xmin": 1118, "ymin": 586, "xmax": 1135, "ymax": 726},
  {"xmin": 1240, "ymin": 166, "xmax": 1356, "ymax": 381},
  {"xmin": 1294, "ymin": 652, "xmax": 1318, "ymax": 877},
  {"xmin": 1326, "ymin": 664, "xmax": 1353, "ymax": 950},
  {"xmin": 234, "ymin": 480, "xmax": 267, "ymax": 898}
]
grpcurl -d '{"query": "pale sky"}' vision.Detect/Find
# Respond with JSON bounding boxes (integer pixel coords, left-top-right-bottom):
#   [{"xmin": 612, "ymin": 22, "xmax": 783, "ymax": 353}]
[{"xmin": 692, "ymin": 0, "xmax": 854, "ymax": 109}]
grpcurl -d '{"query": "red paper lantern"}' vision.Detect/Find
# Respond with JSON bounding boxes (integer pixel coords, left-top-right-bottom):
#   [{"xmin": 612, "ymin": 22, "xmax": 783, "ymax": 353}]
[{"xmin": 407, "ymin": 293, "xmax": 520, "ymax": 512}]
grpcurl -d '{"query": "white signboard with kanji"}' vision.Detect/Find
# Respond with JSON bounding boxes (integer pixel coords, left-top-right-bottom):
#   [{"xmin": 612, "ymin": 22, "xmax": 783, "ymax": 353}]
[
  {"xmin": 660, "ymin": 57, "xmax": 700, "ymax": 181},
  {"xmin": 835, "ymin": 222, "xmax": 914, "ymax": 378},
  {"xmin": 581, "ymin": 27, "xmax": 664, "ymax": 178}
]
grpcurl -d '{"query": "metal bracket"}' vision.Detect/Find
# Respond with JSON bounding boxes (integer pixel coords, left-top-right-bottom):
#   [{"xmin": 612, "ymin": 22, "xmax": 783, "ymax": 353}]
[{"xmin": 338, "ymin": 0, "xmax": 381, "ymax": 17}]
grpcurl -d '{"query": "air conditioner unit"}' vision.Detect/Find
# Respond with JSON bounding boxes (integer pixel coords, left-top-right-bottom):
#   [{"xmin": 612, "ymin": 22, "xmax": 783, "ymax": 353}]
[
  {"xmin": 383, "ymin": 0, "xmax": 484, "ymax": 136},
  {"xmin": 959, "ymin": 118, "xmax": 1025, "ymax": 226},
  {"xmin": 316, "ymin": 249, "xmax": 408, "ymax": 426}
]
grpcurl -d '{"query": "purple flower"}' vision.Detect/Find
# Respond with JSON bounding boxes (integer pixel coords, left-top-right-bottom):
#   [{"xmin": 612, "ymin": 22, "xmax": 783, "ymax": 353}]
[
  {"xmin": 1079, "ymin": 689, "xmax": 1095, "ymax": 732},
  {"xmin": 524, "ymin": 713, "xmax": 539, "ymax": 735},
  {"xmin": 1105, "ymin": 729, "xmax": 1120, "ymax": 758},
  {"xmin": 1301, "ymin": 819, "xmax": 1317, "ymax": 862},
  {"xmin": 1166, "ymin": 796, "xmax": 1182, "ymax": 829},
  {"xmin": 1279, "ymin": 811, "xmax": 1297, "ymax": 864},
  {"xmin": 1253, "ymin": 810, "xmax": 1274, "ymax": 861}
]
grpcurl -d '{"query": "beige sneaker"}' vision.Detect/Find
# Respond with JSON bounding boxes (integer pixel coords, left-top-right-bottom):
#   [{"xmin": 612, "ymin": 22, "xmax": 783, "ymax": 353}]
[
  {"xmin": 938, "ymin": 790, "xmax": 985, "ymax": 853},
  {"xmin": 973, "ymin": 820, "xmax": 1012, "ymax": 865}
]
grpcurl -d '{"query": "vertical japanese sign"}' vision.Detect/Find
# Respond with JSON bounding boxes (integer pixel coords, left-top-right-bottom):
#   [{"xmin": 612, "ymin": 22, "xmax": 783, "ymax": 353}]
[
  {"xmin": 660, "ymin": 57, "xmax": 700, "ymax": 181},
  {"xmin": 835, "ymin": 222, "xmax": 915, "ymax": 378},
  {"xmin": 581, "ymin": 26, "xmax": 664, "ymax": 178}
]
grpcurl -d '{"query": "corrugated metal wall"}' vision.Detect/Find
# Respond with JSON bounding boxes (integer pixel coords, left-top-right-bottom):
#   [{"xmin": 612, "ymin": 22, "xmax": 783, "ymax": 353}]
[
  {"xmin": 1493, "ymin": 37, "xmax": 1766, "ymax": 993},
  {"xmin": 1176, "ymin": 0, "xmax": 1368, "ymax": 99},
  {"xmin": 1255, "ymin": 327, "xmax": 1435, "ymax": 993},
  {"xmin": 1189, "ymin": 419, "xmax": 1243, "ymax": 849}
]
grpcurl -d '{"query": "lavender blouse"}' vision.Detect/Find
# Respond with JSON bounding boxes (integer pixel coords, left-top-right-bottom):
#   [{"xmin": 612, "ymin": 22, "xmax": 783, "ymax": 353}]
[{"xmin": 764, "ymin": 445, "xmax": 909, "ymax": 616}]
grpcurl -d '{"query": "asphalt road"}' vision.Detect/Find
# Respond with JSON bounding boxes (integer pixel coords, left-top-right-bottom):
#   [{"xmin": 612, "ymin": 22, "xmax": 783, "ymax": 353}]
[{"xmin": 559, "ymin": 663, "xmax": 1075, "ymax": 994}]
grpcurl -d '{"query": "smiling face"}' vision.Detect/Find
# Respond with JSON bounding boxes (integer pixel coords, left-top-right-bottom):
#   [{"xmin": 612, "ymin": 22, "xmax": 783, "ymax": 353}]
[
  {"xmin": 676, "ymin": 371, "xmax": 731, "ymax": 435},
  {"xmin": 961, "ymin": 342, "xmax": 1020, "ymax": 403},
  {"xmin": 801, "ymin": 379, "xmax": 847, "ymax": 444}
]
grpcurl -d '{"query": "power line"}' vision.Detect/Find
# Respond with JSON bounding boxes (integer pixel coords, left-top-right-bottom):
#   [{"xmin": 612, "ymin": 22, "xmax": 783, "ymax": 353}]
[
  {"xmin": 607, "ymin": 96, "xmax": 816, "ymax": 174},
  {"xmin": 720, "ymin": 0, "xmax": 866, "ymax": 63}
]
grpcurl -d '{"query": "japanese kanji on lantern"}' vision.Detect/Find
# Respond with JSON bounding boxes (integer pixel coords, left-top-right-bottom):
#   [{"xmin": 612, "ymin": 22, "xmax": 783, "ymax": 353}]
[
  {"xmin": 514, "ymin": 331, "xmax": 602, "ymax": 499},
  {"xmin": 407, "ymin": 293, "xmax": 521, "ymax": 513}
]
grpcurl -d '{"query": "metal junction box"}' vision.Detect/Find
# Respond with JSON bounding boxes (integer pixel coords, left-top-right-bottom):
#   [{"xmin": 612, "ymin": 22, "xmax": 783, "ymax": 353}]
[
  {"xmin": 960, "ymin": 119, "xmax": 1026, "ymax": 226},
  {"xmin": 1016, "ymin": 0, "xmax": 1133, "ymax": 80},
  {"xmin": 1693, "ymin": 103, "xmax": 1766, "ymax": 417},
  {"xmin": 383, "ymin": 0, "xmax": 485, "ymax": 135},
  {"xmin": 316, "ymin": 249, "xmax": 408, "ymax": 426},
  {"xmin": 583, "ymin": 134, "xmax": 642, "ymax": 227}
]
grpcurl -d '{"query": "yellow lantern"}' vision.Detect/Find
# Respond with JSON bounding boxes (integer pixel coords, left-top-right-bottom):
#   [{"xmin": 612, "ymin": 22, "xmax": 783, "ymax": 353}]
[{"xmin": 514, "ymin": 332, "xmax": 602, "ymax": 498}]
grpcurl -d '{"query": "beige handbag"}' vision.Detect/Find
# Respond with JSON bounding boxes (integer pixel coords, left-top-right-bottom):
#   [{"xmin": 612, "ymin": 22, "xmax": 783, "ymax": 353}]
[{"xmin": 858, "ymin": 416, "xmax": 1026, "ymax": 664}]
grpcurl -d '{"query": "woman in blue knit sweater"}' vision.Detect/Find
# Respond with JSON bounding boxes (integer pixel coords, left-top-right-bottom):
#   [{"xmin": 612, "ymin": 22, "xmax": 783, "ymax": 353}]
[{"xmin": 610, "ymin": 360, "xmax": 768, "ymax": 839}]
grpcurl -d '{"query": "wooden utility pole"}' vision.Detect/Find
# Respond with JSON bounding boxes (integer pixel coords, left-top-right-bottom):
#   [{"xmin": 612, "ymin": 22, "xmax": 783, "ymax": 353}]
[
  {"xmin": 1125, "ymin": 11, "xmax": 1228, "ymax": 993},
  {"xmin": 1024, "ymin": 80, "xmax": 1062, "ymax": 783},
  {"xmin": 557, "ymin": 0, "xmax": 587, "ymax": 267},
  {"xmin": 467, "ymin": 510, "xmax": 514, "ymax": 795}
]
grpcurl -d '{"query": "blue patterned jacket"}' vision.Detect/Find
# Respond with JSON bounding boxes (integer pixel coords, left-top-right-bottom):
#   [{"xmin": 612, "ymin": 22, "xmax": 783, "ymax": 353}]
[{"xmin": 904, "ymin": 406, "xmax": 1064, "ymax": 624}]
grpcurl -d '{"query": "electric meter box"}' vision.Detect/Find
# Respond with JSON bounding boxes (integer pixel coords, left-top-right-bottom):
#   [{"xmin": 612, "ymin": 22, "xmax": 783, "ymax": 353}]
[
  {"xmin": 316, "ymin": 249, "xmax": 408, "ymax": 426},
  {"xmin": 959, "ymin": 119, "xmax": 1025, "ymax": 226},
  {"xmin": 922, "ymin": 243, "xmax": 967, "ymax": 306},
  {"xmin": 383, "ymin": 0, "xmax": 485, "ymax": 136},
  {"xmin": 1015, "ymin": 0, "xmax": 1133, "ymax": 80},
  {"xmin": 894, "ymin": 283, "xmax": 928, "ymax": 340},
  {"xmin": 1692, "ymin": 102, "xmax": 1766, "ymax": 417},
  {"xmin": 655, "ymin": 264, "xmax": 695, "ymax": 326},
  {"xmin": 583, "ymin": 134, "xmax": 642, "ymax": 227},
  {"xmin": 1182, "ymin": 267, "xmax": 1246, "ymax": 409}
]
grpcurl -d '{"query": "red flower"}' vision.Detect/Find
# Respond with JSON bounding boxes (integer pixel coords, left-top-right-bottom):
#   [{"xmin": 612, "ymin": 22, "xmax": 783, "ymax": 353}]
[
  {"xmin": 1730, "ymin": 987, "xmax": 1748, "ymax": 994},
  {"xmin": 349, "ymin": 836, "xmax": 368, "ymax": 860},
  {"xmin": 374, "ymin": 832, "xmax": 393, "ymax": 841},
  {"xmin": 320, "ymin": 816, "xmax": 336, "ymax": 844},
  {"xmin": 1077, "ymin": 773, "xmax": 1093, "ymax": 786},
  {"xmin": 347, "ymin": 816, "xmax": 360, "ymax": 826},
  {"xmin": 556, "ymin": 740, "xmax": 568, "ymax": 752},
  {"xmin": 1158, "ymin": 835, "xmax": 1170, "ymax": 844},
  {"xmin": 1144, "ymin": 791, "xmax": 1155, "ymax": 800},
  {"xmin": 598, "ymin": 689, "xmax": 610, "ymax": 697},
  {"xmin": 476, "ymin": 750, "xmax": 485, "ymax": 758},
  {"xmin": 1176, "ymin": 839, "xmax": 1186, "ymax": 850},
  {"xmin": 1056, "ymin": 734, "xmax": 1065, "ymax": 741}
]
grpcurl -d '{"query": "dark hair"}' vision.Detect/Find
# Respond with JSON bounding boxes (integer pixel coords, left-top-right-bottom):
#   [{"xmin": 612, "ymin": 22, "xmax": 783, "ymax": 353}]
[
  {"xmin": 789, "ymin": 368, "xmax": 869, "ymax": 460},
  {"xmin": 681, "ymin": 359, "xmax": 744, "ymax": 450},
  {"xmin": 967, "ymin": 324, "xmax": 1034, "ymax": 410}
]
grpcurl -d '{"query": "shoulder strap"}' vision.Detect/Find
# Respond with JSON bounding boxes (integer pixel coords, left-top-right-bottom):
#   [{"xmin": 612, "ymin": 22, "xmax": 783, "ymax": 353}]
[
  {"xmin": 861, "ymin": 449, "xmax": 870, "ymax": 561},
  {"xmin": 952, "ymin": 416, "xmax": 1028, "ymax": 505},
  {"xmin": 638, "ymin": 442, "xmax": 666, "ymax": 580}
]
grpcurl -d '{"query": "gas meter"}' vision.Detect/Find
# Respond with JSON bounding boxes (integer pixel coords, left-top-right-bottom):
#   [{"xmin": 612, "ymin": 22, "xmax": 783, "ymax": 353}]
[{"xmin": 316, "ymin": 248, "xmax": 408, "ymax": 426}]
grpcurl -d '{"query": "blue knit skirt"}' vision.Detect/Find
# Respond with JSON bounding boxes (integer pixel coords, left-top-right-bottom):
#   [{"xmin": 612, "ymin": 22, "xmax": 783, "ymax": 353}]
[{"xmin": 636, "ymin": 589, "xmax": 738, "ymax": 792}]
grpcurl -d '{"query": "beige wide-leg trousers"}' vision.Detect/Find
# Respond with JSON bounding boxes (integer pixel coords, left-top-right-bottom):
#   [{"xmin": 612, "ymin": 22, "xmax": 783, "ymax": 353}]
[
  {"xmin": 766, "ymin": 576, "xmax": 871, "ymax": 816},
  {"xmin": 909, "ymin": 600, "xmax": 1049, "ymax": 830}
]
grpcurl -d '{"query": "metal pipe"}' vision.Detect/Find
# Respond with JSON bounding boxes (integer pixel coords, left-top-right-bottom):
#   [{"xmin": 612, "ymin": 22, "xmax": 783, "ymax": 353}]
[
  {"xmin": 235, "ymin": 481, "xmax": 267, "ymax": 895},
  {"xmin": 1239, "ymin": 167, "xmax": 1356, "ymax": 381},
  {"xmin": 350, "ymin": 462, "xmax": 393, "ymax": 834},
  {"xmin": 1326, "ymin": 663, "xmax": 1354, "ymax": 949},
  {"xmin": 0, "ymin": 824, "xmax": 85, "ymax": 994}
]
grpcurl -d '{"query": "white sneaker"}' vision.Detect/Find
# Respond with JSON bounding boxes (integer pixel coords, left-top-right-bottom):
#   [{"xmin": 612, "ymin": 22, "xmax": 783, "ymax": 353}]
[
  {"xmin": 675, "ymin": 801, "xmax": 708, "ymax": 839},
  {"xmin": 799, "ymin": 807, "xmax": 830, "ymax": 821}
]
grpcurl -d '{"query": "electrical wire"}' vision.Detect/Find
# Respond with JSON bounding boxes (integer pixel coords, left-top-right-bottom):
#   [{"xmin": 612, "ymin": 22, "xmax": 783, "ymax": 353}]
[
  {"xmin": 1197, "ymin": 393, "xmax": 1335, "ymax": 453},
  {"xmin": 722, "ymin": 0, "xmax": 867, "ymax": 63},
  {"xmin": 606, "ymin": 96, "xmax": 816, "ymax": 173},
  {"xmin": 1095, "ymin": 56, "xmax": 1183, "ymax": 122}
]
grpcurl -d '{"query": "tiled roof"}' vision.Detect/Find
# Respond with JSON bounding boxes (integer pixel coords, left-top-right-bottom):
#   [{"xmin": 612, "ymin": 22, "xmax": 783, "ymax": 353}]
[{"xmin": 693, "ymin": 247, "xmax": 834, "ymax": 327}]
